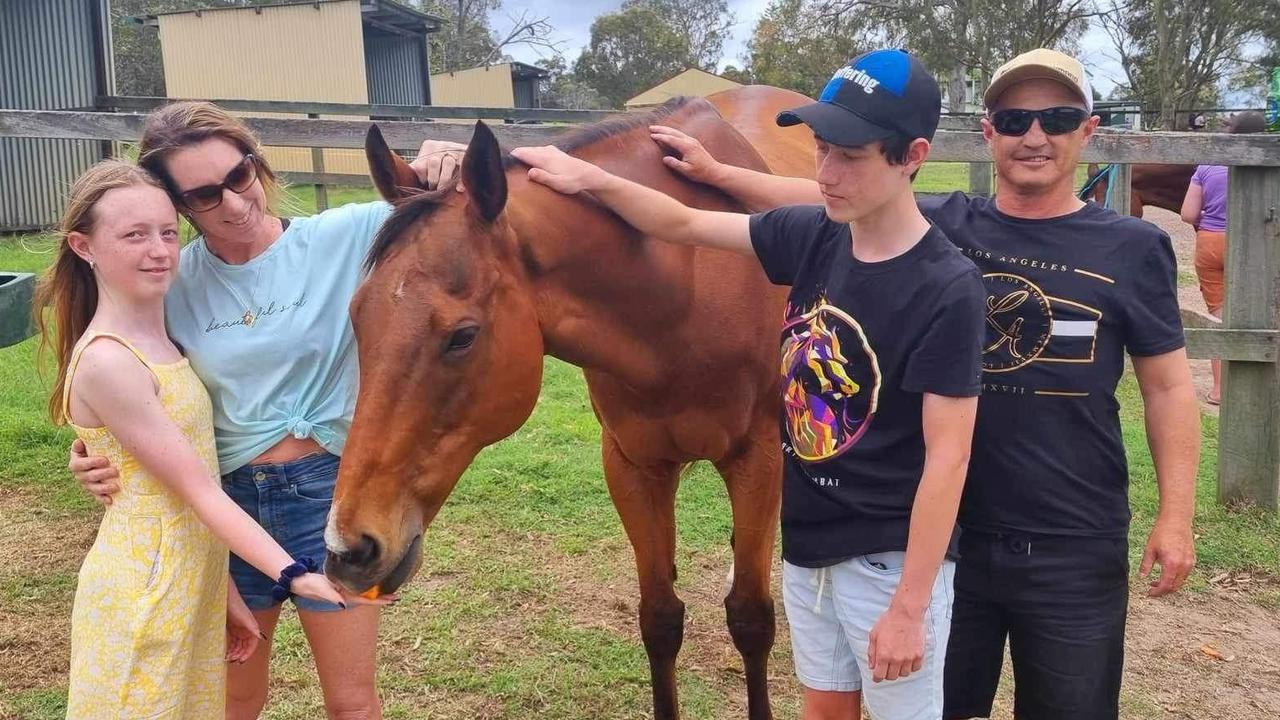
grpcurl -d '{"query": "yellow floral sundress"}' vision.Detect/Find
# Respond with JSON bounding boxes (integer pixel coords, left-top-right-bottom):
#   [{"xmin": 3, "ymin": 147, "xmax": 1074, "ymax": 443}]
[{"xmin": 63, "ymin": 332, "xmax": 228, "ymax": 719}]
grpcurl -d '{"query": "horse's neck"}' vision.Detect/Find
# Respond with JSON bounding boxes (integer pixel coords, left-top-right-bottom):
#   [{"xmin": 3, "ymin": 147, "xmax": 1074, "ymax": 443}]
[{"xmin": 507, "ymin": 181, "xmax": 686, "ymax": 390}]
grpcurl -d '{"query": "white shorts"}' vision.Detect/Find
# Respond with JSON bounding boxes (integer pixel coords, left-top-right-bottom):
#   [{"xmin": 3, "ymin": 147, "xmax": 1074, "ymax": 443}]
[{"xmin": 783, "ymin": 552, "xmax": 955, "ymax": 720}]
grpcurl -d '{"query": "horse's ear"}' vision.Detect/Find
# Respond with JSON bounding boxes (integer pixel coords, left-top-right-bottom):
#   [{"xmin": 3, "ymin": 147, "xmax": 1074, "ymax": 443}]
[
  {"xmin": 365, "ymin": 124, "xmax": 423, "ymax": 202},
  {"xmin": 462, "ymin": 121, "xmax": 507, "ymax": 223}
]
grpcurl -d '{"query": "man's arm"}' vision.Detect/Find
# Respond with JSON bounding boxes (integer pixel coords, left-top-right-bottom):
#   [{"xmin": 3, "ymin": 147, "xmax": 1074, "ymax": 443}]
[
  {"xmin": 510, "ymin": 145, "xmax": 753, "ymax": 255},
  {"xmin": 869, "ymin": 392, "xmax": 975, "ymax": 683},
  {"xmin": 1132, "ymin": 349, "xmax": 1199, "ymax": 596},
  {"xmin": 650, "ymin": 125, "xmax": 822, "ymax": 211}
]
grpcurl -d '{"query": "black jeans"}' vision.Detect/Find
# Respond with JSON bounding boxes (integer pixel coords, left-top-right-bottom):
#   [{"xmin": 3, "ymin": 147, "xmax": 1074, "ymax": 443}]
[{"xmin": 943, "ymin": 530, "xmax": 1129, "ymax": 720}]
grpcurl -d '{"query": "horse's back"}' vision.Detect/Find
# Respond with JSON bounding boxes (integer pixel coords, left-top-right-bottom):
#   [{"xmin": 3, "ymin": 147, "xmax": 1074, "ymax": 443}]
[{"xmin": 706, "ymin": 86, "xmax": 817, "ymax": 180}]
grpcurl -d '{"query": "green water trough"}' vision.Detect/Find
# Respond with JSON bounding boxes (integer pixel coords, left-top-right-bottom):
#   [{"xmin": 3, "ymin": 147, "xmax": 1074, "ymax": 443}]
[{"xmin": 0, "ymin": 273, "xmax": 36, "ymax": 348}]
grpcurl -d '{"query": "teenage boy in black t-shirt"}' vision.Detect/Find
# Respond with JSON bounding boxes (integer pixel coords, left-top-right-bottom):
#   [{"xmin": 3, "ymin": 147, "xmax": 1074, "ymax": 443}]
[
  {"xmin": 637, "ymin": 48, "xmax": 1201, "ymax": 720},
  {"xmin": 513, "ymin": 49, "xmax": 984, "ymax": 720}
]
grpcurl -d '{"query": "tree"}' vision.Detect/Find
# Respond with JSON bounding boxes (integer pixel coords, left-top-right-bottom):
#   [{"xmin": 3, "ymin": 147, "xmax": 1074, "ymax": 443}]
[
  {"xmin": 535, "ymin": 55, "xmax": 609, "ymax": 110},
  {"xmin": 416, "ymin": 0, "xmax": 558, "ymax": 72},
  {"xmin": 573, "ymin": 5, "xmax": 692, "ymax": 108},
  {"xmin": 816, "ymin": 0, "xmax": 1097, "ymax": 111},
  {"xmin": 622, "ymin": 0, "xmax": 736, "ymax": 72},
  {"xmin": 742, "ymin": 0, "xmax": 873, "ymax": 98},
  {"xmin": 720, "ymin": 65, "xmax": 754, "ymax": 84},
  {"xmin": 1097, "ymin": 0, "xmax": 1268, "ymax": 128}
]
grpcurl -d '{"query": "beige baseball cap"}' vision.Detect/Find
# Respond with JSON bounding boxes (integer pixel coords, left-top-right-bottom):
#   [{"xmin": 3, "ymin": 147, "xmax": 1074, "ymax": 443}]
[{"xmin": 984, "ymin": 48, "xmax": 1093, "ymax": 112}]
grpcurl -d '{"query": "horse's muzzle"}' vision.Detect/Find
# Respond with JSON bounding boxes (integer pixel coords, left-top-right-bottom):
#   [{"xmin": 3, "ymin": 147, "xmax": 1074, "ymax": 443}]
[{"xmin": 325, "ymin": 533, "xmax": 424, "ymax": 595}]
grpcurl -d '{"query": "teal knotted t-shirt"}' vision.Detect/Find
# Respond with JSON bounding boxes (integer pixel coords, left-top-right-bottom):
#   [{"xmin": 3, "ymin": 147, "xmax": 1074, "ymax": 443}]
[{"xmin": 165, "ymin": 201, "xmax": 393, "ymax": 475}]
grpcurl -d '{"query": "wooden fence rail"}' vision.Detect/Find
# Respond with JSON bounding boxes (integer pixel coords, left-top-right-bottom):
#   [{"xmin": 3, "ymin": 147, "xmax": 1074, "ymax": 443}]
[{"xmin": 2, "ymin": 107, "xmax": 1278, "ymax": 507}]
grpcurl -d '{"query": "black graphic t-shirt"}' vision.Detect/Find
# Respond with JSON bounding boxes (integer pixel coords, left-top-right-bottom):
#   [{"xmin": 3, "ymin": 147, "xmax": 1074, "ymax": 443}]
[
  {"xmin": 921, "ymin": 192, "xmax": 1184, "ymax": 537},
  {"xmin": 750, "ymin": 205, "xmax": 985, "ymax": 568}
]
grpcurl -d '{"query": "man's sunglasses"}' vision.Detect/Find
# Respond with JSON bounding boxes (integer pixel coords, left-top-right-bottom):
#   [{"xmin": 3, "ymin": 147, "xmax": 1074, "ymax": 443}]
[
  {"xmin": 989, "ymin": 107, "xmax": 1090, "ymax": 136},
  {"xmin": 177, "ymin": 154, "xmax": 258, "ymax": 212}
]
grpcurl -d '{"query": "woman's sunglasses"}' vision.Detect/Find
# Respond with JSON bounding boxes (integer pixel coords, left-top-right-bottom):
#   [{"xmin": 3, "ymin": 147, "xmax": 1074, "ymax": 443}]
[
  {"xmin": 989, "ymin": 107, "xmax": 1090, "ymax": 136},
  {"xmin": 176, "ymin": 154, "xmax": 258, "ymax": 212}
]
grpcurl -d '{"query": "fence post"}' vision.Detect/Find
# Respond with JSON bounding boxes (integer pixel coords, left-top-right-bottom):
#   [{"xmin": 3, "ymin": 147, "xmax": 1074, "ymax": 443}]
[
  {"xmin": 968, "ymin": 162, "xmax": 993, "ymax": 197},
  {"xmin": 1218, "ymin": 166, "xmax": 1280, "ymax": 509},
  {"xmin": 1111, "ymin": 163, "xmax": 1133, "ymax": 216},
  {"xmin": 307, "ymin": 112, "xmax": 328, "ymax": 212}
]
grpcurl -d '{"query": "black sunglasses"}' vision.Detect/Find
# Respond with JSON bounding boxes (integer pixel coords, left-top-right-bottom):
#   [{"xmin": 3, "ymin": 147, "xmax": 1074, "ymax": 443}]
[
  {"xmin": 989, "ymin": 107, "xmax": 1089, "ymax": 136},
  {"xmin": 176, "ymin": 154, "xmax": 258, "ymax": 212}
]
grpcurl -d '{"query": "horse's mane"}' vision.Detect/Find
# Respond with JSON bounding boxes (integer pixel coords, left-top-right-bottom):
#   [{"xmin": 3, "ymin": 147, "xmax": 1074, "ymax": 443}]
[{"xmin": 364, "ymin": 96, "xmax": 708, "ymax": 272}]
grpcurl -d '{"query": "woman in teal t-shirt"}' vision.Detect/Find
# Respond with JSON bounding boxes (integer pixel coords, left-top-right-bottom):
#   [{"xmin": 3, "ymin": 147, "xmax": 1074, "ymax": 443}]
[{"xmin": 68, "ymin": 101, "xmax": 446, "ymax": 718}]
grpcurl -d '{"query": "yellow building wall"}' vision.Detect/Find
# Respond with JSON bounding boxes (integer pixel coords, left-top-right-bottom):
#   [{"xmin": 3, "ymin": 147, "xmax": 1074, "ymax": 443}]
[
  {"xmin": 157, "ymin": 0, "xmax": 370, "ymax": 176},
  {"xmin": 625, "ymin": 69, "xmax": 742, "ymax": 110},
  {"xmin": 429, "ymin": 64, "xmax": 516, "ymax": 111}
]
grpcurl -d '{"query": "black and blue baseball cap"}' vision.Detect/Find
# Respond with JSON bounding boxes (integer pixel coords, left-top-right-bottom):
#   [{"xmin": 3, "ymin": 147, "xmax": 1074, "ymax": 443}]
[{"xmin": 777, "ymin": 49, "xmax": 942, "ymax": 147}]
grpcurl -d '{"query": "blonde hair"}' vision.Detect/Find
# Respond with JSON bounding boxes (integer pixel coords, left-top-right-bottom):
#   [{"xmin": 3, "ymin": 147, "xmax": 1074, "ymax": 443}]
[
  {"xmin": 34, "ymin": 160, "xmax": 169, "ymax": 424},
  {"xmin": 138, "ymin": 101, "xmax": 287, "ymax": 221}
]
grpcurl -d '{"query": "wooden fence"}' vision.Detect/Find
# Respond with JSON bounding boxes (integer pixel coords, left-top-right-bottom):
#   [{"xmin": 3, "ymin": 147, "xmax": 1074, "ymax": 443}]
[{"xmin": 1, "ymin": 103, "xmax": 1278, "ymax": 507}]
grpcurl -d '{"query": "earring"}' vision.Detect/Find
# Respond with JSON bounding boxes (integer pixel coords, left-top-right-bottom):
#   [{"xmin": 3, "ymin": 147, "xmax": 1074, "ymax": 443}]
[{"xmin": 88, "ymin": 259, "xmax": 96, "ymax": 271}]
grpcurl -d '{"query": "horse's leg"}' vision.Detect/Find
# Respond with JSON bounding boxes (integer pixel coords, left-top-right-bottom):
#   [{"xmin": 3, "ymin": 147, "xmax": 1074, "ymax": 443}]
[
  {"xmin": 601, "ymin": 431, "xmax": 684, "ymax": 720},
  {"xmin": 714, "ymin": 432, "xmax": 782, "ymax": 720}
]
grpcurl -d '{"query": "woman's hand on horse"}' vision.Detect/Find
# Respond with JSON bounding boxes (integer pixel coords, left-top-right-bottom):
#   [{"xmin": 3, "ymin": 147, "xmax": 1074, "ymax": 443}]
[
  {"xmin": 69, "ymin": 437, "xmax": 119, "ymax": 505},
  {"xmin": 649, "ymin": 125, "xmax": 724, "ymax": 186},
  {"xmin": 511, "ymin": 146, "xmax": 607, "ymax": 195},
  {"xmin": 410, "ymin": 140, "xmax": 467, "ymax": 191}
]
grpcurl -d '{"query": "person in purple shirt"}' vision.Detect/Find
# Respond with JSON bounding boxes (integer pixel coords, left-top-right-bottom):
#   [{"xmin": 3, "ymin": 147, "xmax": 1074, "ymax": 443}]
[{"xmin": 1180, "ymin": 110, "xmax": 1266, "ymax": 404}]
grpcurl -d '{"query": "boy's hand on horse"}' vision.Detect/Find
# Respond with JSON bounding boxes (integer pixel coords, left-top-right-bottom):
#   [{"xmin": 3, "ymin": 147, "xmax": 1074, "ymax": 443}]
[
  {"xmin": 411, "ymin": 140, "xmax": 467, "ymax": 191},
  {"xmin": 69, "ymin": 437, "xmax": 119, "ymax": 505},
  {"xmin": 649, "ymin": 125, "xmax": 725, "ymax": 186},
  {"xmin": 511, "ymin": 146, "xmax": 609, "ymax": 195}
]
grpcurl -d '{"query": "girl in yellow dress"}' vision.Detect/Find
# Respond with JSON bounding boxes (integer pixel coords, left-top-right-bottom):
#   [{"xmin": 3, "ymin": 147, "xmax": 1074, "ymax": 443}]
[{"xmin": 35, "ymin": 161, "xmax": 387, "ymax": 719}]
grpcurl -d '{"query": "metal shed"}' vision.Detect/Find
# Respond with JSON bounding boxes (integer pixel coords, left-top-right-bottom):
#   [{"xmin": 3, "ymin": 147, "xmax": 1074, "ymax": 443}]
[
  {"xmin": 144, "ymin": 0, "xmax": 442, "ymax": 175},
  {"xmin": 430, "ymin": 62, "xmax": 550, "ymax": 111},
  {"xmin": 0, "ymin": 0, "xmax": 114, "ymax": 233}
]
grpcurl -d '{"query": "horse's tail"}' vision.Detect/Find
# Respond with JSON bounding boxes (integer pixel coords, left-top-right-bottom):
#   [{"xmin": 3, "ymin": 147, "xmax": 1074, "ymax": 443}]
[{"xmin": 1079, "ymin": 163, "xmax": 1111, "ymax": 203}]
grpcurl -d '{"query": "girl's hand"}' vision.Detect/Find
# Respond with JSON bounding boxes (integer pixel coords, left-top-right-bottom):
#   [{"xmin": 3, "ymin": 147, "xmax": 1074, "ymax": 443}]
[{"xmin": 290, "ymin": 573, "xmax": 399, "ymax": 608}]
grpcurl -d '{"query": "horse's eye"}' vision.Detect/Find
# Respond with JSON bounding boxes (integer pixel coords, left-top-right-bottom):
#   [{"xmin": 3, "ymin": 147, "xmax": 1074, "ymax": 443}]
[{"xmin": 446, "ymin": 325, "xmax": 479, "ymax": 353}]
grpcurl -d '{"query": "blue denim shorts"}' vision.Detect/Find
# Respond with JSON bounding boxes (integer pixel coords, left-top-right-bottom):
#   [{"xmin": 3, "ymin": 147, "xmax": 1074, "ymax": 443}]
[{"xmin": 222, "ymin": 452, "xmax": 343, "ymax": 613}]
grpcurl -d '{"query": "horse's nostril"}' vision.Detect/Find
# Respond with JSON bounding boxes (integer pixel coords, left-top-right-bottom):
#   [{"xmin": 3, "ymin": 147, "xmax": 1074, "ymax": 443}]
[{"xmin": 344, "ymin": 533, "xmax": 382, "ymax": 566}]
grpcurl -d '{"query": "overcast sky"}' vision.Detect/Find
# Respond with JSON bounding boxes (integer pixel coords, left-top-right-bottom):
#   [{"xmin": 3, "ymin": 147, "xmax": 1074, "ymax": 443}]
[{"xmin": 491, "ymin": 1, "xmax": 1130, "ymax": 97}]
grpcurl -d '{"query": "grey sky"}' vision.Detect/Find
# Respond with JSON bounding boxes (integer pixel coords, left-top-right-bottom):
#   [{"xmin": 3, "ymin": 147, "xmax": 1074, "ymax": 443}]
[{"xmin": 491, "ymin": 2, "xmax": 1269, "ymax": 103}]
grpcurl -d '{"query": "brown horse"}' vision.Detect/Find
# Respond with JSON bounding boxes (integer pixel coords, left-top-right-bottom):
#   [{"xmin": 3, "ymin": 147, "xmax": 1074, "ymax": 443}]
[
  {"xmin": 324, "ymin": 86, "xmax": 816, "ymax": 720},
  {"xmin": 1079, "ymin": 162, "xmax": 1195, "ymax": 216}
]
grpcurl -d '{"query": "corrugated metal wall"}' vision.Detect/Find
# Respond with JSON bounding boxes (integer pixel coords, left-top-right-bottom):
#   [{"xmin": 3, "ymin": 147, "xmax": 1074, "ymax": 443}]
[
  {"xmin": 0, "ymin": 0, "xmax": 109, "ymax": 232},
  {"xmin": 364, "ymin": 32, "xmax": 428, "ymax": 106},
  {"xmin": 430, "ymin": 64, "xmax": 516, "ymax": 110},
  {"xmin": 157, "ymin": 0, "xmax": 370, "ymax": 175}
]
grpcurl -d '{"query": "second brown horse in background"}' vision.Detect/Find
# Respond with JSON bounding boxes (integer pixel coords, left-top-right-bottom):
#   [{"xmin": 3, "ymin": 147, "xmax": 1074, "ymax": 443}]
[{"xmin": 1079, "ymin": 162, "xmax": 1196, "ymax": 217}]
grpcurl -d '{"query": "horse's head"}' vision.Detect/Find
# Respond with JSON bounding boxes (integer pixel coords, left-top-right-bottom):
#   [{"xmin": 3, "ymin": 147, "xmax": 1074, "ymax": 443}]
[{"xmin": 324, "ymin": 122, "xmax": 544, "ymax": 594}]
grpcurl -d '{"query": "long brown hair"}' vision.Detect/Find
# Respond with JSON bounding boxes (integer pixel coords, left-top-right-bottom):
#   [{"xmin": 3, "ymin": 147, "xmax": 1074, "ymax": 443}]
[
  {"xmin": 137, "ymin": 101, "xmax": 285, "ymax": 219},
  {"xmin": 34, "ymin": 160, "xmax": 169, "ymax": 424}
]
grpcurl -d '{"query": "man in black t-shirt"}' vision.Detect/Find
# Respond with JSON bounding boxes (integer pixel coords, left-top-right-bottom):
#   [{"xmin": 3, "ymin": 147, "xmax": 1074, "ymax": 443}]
[
  {"xmin": 643, "ymin": 48, "xmax": 1201, "ymax": 720},
  {"xmin": 512, "ymin": 49, "xmax": 984, "ymax": 720}
]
